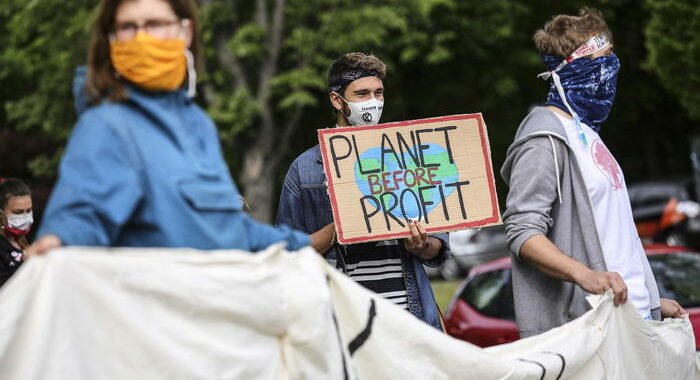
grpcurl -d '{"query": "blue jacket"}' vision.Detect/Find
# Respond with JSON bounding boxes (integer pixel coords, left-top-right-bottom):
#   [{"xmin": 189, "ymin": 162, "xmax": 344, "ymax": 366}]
[
  {"xmin": 39, "ymin": 71, "xmax": 309, "ymax": 251},
  {"xmin": 276, "ymin": 144, "xmax": 448, "ymax": 330}
]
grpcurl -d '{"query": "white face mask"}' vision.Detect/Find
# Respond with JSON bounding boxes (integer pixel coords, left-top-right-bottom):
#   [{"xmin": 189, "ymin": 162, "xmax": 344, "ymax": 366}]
[
  {"xmin": 337, "ymin": 95, "xmax": 384, "ymax": 126},
  {"xmin": 6, "ymin": 212, "xmax": 33, "ymax": 234}
]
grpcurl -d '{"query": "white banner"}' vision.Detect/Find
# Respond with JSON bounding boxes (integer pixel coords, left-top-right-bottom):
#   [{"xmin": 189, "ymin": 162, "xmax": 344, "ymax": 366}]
[{"xmin": 0, "ymin": 245, "xmax": 697, "ymax": 379}]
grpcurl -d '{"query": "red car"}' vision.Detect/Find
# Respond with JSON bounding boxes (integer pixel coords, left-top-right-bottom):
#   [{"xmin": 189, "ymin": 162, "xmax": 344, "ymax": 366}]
[{"xmin": 444, "ymin": 244, "xmax": 700, "ymax": 349}]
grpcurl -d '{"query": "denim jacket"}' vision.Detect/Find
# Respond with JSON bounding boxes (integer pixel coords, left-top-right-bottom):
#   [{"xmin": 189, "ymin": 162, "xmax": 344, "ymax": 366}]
[{"xmin": 276, "ymin": 144, "xmax": 449, "ymax": 330}]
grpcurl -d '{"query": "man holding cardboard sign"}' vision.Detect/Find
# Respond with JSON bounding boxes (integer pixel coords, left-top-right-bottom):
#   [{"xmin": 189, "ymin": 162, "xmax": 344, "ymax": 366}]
[{"xmin": 276, "ymin": 53, "xmax": 447, "ymax": 330}]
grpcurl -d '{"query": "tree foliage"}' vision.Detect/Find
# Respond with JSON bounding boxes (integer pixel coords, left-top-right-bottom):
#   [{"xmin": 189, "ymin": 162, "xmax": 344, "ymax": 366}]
[
  {"xmin": 0, "ymin": 0, "xmax": 697, "ymax": 222},
  {"xmin": 0, "ymin": 0, "xmax": 98, "ymax": 177},
  {"xmin": 198, "ymin": 0, "xmax": 531, "ymax": 221},
  {"xmin": 644, "ymin": 0, "xmax": 700, "ymax": 120}
]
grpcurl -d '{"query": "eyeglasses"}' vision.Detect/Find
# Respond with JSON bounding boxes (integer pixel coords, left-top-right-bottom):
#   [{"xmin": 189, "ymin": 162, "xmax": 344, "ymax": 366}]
[{"xmin": 112, "ymin": 18, "xmax": 189, "ymax": 41}]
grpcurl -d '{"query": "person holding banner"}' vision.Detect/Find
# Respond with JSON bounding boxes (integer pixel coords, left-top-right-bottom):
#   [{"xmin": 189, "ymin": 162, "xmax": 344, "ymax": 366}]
[
  {"xmin": 25, "ymin": 0, "xmax": 309, "ymax": 256},
  {"xmin": 276, "ymin": 53, "xmax": 449, "ymax": 330},
  {"xmin": 501, "ymin": 8, "xmax": 685, "ymax": 338}
]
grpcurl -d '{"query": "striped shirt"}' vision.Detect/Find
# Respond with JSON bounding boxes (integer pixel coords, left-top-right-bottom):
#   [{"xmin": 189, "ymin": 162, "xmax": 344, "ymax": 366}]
[{"xmin": 340, "ymin": 240, "xmax": 408, "ymax": 309}]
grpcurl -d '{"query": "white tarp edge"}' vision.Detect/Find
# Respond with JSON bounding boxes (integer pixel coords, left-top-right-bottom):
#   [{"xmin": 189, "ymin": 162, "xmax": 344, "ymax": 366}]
[{"xmin": 0, "ymin": 244, "xmax": 697, "ymax": 379}]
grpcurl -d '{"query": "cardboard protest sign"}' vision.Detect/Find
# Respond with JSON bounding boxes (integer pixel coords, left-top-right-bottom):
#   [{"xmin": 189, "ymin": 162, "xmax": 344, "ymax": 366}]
[{"xmin": 318, "ymin": 114, "xmax": 501, "ymax": 244}]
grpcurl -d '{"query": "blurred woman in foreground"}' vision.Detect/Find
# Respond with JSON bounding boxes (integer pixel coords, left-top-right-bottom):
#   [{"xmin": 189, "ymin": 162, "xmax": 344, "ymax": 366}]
[{"xmin": 27, "ymin": 0, "xmax": 309, "ymax": 256}]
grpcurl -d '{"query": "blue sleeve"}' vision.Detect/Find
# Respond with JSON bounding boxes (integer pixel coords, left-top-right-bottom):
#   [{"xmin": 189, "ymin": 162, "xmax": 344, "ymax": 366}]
[
  {"xmin": 242, "ymin": 215, "xmax": 310, "ymax": 252},
  {"xmin": 38, "ymin": 112, "xmax": 144, "ymax": 246},
  {"xmin": 275, "ymin": 164, "xmax": 306, "ymax": 231},
  {"xmin": 421, "ymin": 232, "xmax": 450, "ymax": 268},
  {"xmin": 209, "ymin": 130, "xmax": 309, "ymax": 252}
]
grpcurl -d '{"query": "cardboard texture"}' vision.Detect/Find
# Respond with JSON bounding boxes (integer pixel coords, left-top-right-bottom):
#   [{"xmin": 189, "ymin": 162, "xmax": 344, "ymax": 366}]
[{"xmin": 318, "ymin": 114, "xmax": 501, "ymax": 244}]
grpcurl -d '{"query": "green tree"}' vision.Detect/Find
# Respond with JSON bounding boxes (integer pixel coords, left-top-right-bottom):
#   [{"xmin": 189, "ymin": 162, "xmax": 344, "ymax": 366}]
[
  {"xmin": 200, "ymin": 0, "xmax": 531, "ymax": 222},
  {"xmin": 644, "ymin": 0, "xmax": 700, "ymax": 120},
  {"xmin": 1, "ymin": 0, "xmax": 698, "ymax": 225},
  {"xmin": 199, "ymin": 0, "xmax": 466, "ymax": 222},
  {"xmin": 0, "ymin": 0, "xmax": 98, "ymax": 177}
]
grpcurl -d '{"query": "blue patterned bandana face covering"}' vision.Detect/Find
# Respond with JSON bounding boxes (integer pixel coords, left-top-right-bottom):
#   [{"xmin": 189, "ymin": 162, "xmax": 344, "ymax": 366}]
[
  {"xmin": 543, "ymin": 54, "xmax": 620, "ymax": 132},
  {"xmin": 541, "ymin": 53, "xmax": 620, "ymax": 134}
]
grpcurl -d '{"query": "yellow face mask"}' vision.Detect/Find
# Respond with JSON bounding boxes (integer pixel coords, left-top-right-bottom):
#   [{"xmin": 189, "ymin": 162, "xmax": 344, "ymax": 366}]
[{"xmin": 110, "ymin": 33, "xmax": 187, "ymax": 92}]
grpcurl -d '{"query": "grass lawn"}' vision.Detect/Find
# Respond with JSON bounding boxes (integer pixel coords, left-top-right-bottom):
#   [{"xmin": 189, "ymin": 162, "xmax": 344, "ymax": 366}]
[{"xmin": 430, "ymin": 279, "xmax": 461, "ymax": 312}]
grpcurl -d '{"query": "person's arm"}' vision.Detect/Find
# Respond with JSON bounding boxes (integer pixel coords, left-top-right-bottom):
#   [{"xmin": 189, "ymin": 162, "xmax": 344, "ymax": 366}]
[
  {"xmin": 520, "ymin": 234, "xmax": 628, "ymax": 306},
  {"xmin": 503, "ymin": 136, "xmax": 627, "ymax": 305},
  {"xmin": 27, "ymin": 113, "xmax": 144, "ymax": 256},
  {"xmin": 309, "ymin": 222, "xmax": 335, "ymax": 255},
  {"xmin": 242, "ymin": 216, "xmax": 310, "ymax": 252},
  {"xmin": 275, "ymin": 165, "xmax": 335, "ymax": 256},
  {"xmin": 276, "ymin": 169, "xmax": 305, "ymax": 229},
  {"xmin": 421, "ymin": 231, "xmax": 449, "ymax": 267},
  {"xmin": 24, "ymin": 234, "xmax": 62, "ymax": 258}
]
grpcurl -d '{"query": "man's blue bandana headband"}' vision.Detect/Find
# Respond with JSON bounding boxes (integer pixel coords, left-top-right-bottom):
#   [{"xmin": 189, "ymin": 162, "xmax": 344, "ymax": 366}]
[
  {"xmin": 538, "ymin": 34, "xmax": 620, "ymax": 144},
  {"xmin": 329, "ymin": 69, "xmax": 380, "ymax": 94}
]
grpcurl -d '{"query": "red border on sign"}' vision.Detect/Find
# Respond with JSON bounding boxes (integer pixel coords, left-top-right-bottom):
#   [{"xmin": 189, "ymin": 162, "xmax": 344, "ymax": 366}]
[{"xmin": 318, "ymin": 113, "xmax": 500, "ymax": 244}]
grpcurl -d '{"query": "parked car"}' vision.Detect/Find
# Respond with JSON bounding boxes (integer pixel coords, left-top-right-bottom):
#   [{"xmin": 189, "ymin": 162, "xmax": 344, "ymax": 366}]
[
  {"xmin": 628, "ymin": 180, "xmax": 700, "ymax": 248},
  {"xmin": 444, "ymin": 245, "xmax": 700, "ymax": 349},
  {"xmin": 426, "ymin": 225, "xmax": 510, "ymax": 280}
]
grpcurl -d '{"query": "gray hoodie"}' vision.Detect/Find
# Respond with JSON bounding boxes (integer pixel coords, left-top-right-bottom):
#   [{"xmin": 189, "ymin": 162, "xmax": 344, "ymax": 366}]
[{"xmin": 500, "ymin": 107, "xmax": 661, "ymax": 337}]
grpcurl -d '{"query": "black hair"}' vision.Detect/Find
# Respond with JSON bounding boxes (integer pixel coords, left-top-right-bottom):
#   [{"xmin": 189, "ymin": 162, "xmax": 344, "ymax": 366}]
[{"xmin": 0, "ymin": 178, "xmax": 31, "ymax": 212}]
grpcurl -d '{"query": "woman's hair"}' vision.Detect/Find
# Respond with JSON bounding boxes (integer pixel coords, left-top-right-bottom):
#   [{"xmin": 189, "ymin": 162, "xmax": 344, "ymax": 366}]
[
  {"xmin": 533, "ymin": 7, "xmax": 612, "ymax": 58},
  {"xmin": 0, "ymin": 178, "xmax": 32, "ymax": 249},
  {"xmin": 86, "ymin": 0, "xmax": 202, "ymax": 104}
]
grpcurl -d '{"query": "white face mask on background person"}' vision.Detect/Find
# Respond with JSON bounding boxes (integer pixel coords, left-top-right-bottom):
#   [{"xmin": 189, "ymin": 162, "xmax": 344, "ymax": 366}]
[
  {"xmin": 337, "ymin": 95, "xmax": 384, "ymax": 126},
  {"xmin": 3, "ymin": 212, "xmax": 33, "ymax": 236}
]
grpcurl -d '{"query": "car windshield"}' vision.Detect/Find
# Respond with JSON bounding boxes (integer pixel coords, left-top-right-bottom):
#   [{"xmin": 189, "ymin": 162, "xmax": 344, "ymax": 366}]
[
  {"xmin": 649, "ymin": 252, "xmax": 700, "ymax": 308},
  {"xmin": 459, "ymin": 268, "xmax": 515, "ymax": 320}
]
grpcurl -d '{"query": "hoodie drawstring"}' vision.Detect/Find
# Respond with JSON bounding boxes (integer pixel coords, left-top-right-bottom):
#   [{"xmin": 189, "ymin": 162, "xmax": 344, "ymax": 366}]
[{"xmin": 550, "ymin": 72, "xmax": 587, "ymax": 147}]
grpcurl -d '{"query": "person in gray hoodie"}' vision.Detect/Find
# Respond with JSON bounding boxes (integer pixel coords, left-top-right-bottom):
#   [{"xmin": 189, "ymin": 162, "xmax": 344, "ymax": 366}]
[{"xmin": 501, "ymin": 8, "xmax": 685, "ymax": 338}]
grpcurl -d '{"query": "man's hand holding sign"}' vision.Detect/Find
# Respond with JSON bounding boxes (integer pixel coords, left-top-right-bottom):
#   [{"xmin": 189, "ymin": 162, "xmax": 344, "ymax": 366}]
[{"xmin": 404, "ymin": 218, "xmax": 439, "ymax": 260}]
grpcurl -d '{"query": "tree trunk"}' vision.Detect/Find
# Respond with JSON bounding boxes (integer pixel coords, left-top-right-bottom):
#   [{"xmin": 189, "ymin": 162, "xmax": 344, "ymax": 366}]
[
  {"xmin": 241, "ymin": 147, "xmax": 276, "ymax": 223},
  {"xmin": 210, "ymin": 0, "xmax": 303, "ymax": 223}
]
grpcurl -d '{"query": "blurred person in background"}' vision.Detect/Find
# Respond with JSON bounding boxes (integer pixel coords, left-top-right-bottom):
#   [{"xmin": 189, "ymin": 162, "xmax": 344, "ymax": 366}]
[{"xmin": 0, "ymin": 178, "xmax": 32, "ymax": 286}]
